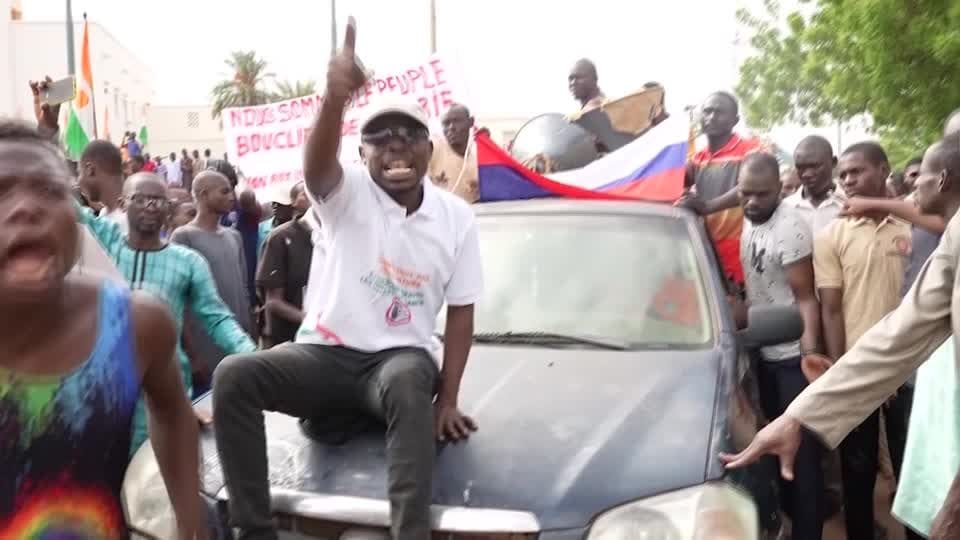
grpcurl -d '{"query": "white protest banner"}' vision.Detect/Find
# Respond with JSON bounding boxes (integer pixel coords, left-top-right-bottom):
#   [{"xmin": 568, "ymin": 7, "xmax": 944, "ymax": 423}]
[{"xmin": 222, "ymin": 54, "xmax": 466, "ymax": 200}]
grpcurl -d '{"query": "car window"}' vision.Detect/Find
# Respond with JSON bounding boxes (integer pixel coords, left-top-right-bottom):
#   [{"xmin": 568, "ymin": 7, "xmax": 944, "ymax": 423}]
[{"xmin": 438, "ymin": 213, "xmax": 714, "ymax": 347}]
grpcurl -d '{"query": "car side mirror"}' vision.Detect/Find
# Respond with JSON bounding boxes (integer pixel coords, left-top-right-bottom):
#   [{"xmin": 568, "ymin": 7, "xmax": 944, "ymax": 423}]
[{"xmin": 738, "ymin": 305, "xmax": 803, "ymax": 348}]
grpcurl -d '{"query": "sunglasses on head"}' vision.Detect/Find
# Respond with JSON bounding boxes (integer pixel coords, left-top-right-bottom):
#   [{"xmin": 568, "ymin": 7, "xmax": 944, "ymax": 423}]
[{"xmin": 361, "ymin": 125, "xmax": 430, "ymax": 147}]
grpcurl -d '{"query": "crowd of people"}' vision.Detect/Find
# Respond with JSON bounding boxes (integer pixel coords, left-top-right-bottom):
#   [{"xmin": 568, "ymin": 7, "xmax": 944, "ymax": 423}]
[
  {"xmin": 678, "ymin": 91, "xmax": 960, "ymax": 539},
  {"xmin": 2, "ymin": 17, "xmax": 960, "ymax": 540}
]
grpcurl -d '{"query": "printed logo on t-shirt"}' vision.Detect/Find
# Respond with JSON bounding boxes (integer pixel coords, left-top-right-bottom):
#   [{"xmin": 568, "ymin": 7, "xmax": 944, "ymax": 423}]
[
  {"xmin": 750, "ymin": 241, "xmax": 767, "ymax": 274},
  {"xmin": 385, "ymin": 297, "xmax": 412, "ymax": 326},
  {"xmin": 360, "ymin": 257, "xmax": 431, "ymax": 307},
  {"xmin": 890, "ymin": 235, "xmax": 911, "ymax": 257}
]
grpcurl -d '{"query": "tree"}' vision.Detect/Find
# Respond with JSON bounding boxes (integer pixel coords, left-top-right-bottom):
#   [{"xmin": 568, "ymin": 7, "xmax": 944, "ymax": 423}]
[
  {"xmin": 736, "ymin": 0, "xmax": 960, "ymax": 167},
  {"xmin": 274, "ymin": 80, "xmax": 318, "ymax": 100},
  {"xmin": 211, "ymin": 51, "xmax": 275, "ymax": 118}
]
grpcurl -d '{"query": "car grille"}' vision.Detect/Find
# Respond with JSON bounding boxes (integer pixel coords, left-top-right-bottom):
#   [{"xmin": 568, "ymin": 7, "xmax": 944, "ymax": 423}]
[{"xmin": 276, "ymin": 513, "xmax": 538, "ymax": 539}]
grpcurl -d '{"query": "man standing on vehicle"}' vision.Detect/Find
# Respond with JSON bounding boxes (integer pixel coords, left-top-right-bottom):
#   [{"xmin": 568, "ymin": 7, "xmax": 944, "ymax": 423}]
[
  {"xmin": 568, "ymin": 58, "xmax": 606, "ymax": 118},
  {"xmin": 679, "ymin": 92, "xmax": 765, "ymax": 288},
  {"xmin": 212, "ymin": 19, "xmax": 483, "ymax": 540},
  {"xmin": 737, "ymin": 152, "xmax": 825, "ymax": 539}
]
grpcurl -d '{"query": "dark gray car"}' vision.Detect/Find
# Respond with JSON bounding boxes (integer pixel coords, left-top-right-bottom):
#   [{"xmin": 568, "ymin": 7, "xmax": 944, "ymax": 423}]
[{"xmin": 122, "ymin": 200, "xmax": 800, "ymax": 539}]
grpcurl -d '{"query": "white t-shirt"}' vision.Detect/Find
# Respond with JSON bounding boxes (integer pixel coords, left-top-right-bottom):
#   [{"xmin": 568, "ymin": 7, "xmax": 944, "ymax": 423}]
[
  {"xmin": 740, "ymin": 205, "xmax": 813, "ymax": 361},
  {"xmin": 165, "ymin": 159, "xmax": 183, "ymax": 186},
  {"xmin": 297, "ymin": 164, "xmax": 483, "ymax": 357},
  {"xmin": 782, "ymin": 188, "xmax": 845, "ymax": 234},
  {"xmin": 300, "ymin": 209, "xmax": 326, "ymax": 312}
]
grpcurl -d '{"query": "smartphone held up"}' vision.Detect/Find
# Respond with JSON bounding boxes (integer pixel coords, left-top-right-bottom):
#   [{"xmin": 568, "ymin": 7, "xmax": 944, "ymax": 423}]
[{"xmin": 41, "ymin": 76, "xmax": 77, "ymax": 106}]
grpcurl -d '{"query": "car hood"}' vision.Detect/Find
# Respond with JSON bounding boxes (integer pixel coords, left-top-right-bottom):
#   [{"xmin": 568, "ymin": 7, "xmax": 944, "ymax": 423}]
[{"xmin": 196, "ymin": 344, "xmax": 722, "ymax": 529}]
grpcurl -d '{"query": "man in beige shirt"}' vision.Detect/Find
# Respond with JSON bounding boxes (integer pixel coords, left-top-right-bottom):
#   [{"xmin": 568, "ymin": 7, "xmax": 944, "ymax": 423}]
[
  {"xmin": 721, "ymin": 134, "xmax": 960, "ymax": 539},
  {"xmin": 813, "ymin": 141, "xmax": 912, "ymax": 539},
  {"xmin": 428, "ymin": 104, "xmax": 478, "ymax": 203}
]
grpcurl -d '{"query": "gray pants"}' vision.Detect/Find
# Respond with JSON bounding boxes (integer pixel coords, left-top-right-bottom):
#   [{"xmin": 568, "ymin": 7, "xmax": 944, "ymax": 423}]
[{"xmin": 212, "ymin": 343, "xmax": 439, "ymax": 540}]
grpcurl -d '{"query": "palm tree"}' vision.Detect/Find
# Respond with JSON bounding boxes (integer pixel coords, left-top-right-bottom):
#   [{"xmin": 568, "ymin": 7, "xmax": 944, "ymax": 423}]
[
  {"xmin": 211, "ymin": 51, "xmax": 275, "ymax": 118},
  {"xmin": 274, "ymin": 80, "xmax": 318, "ymax": 100}
]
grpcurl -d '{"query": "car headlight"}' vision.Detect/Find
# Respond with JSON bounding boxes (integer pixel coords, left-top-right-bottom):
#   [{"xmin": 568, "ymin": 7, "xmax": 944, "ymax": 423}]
[
  {"xmin": 122, "ymin": 443, "xmax": 178, "ymax": 540},
  {"xmin": 587, "ymin": 482, "xmax": 757, "ymax": 540}
]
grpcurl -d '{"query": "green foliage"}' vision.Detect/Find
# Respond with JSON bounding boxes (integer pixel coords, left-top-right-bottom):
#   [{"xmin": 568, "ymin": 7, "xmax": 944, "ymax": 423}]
[
  {"xmin": 736, "ymin": 0, "xmax": 960, "ymax": 168},
  {"xmin": 211, "ymin": 51, "xmax": 275, "ymax": 119},
  {"xmin": 274, "ymin": 80, "xmax": 318, "ymax": 100}
]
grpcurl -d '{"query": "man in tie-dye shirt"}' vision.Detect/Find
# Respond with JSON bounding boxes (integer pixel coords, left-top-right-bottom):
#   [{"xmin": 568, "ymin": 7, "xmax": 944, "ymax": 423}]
[{"xmin": 0, "ymin": 120, "xmax": 205, "ymax": 539}]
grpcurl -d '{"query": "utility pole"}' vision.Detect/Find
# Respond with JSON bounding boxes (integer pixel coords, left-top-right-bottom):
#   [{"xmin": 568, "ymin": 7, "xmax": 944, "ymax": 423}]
[
  {"xmin": 65, "ymin": 0, "xmax": 75, "ymax": 74},
  {"xmin": 330, "ymin": 0, "xmax": 337, "ymax": 56},
  {"xmin": 429, "ymin": 0, "xmax": 437, "ymax": 54}
]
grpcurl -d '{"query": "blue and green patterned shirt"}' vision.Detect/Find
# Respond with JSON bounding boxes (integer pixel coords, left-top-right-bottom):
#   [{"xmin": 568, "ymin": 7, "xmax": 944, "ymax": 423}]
[{"xmin": 76, "ymin": 202, "xmax": 256, "ymax": 452}]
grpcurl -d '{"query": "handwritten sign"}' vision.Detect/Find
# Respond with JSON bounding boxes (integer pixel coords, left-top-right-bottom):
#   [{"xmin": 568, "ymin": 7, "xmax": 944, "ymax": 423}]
[{"xmin": 222, "ymin": 54, "xmax": 466, "ymax": 200}]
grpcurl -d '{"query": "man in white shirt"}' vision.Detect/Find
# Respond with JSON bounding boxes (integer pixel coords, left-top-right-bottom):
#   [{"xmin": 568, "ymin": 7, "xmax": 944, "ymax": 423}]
[
  {"xmin": 165, "ymin": 151, "xmax": 183, "ymax": 187},
  {"xmin": 212, "ymin": 20, "xmax": 483, "ymax": 540},
  {"xmin": 783, "ymin": 135, "xmax": 845, "ymax": 233}
]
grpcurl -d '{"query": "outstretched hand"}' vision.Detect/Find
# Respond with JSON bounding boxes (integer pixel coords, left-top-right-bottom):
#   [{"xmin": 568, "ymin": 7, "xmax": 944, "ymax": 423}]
[
  {"xmin": 718, "ymin": 414, "xmax": 803, "ymax": 480},
  {"xmin": 840, "ymin": 196, "xmax": 876, "ymax": 217},
  {"xmin": 325, "ymin": 17, "xmax": 368, "ymax": 104}
]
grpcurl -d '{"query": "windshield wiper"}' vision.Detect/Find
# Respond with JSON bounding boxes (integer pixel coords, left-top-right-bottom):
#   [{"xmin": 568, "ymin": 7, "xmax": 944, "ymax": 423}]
[{"xmin": 471, "ymin": 331, "xmax": 630, "ymax": 351}]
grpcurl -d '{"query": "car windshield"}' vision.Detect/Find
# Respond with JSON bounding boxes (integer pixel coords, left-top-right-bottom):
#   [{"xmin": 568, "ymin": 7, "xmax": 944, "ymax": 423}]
[{"xmin": 438, "ymin": 212, "xmax": 714, "ymax": 348}]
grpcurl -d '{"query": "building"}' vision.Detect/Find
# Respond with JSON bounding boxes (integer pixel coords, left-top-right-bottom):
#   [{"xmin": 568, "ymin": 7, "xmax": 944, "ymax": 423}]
[
  {"xmin": 147, "ymin": 105, "xmax": 226, "ymax": 158},
  {"xmin": 0, "ymin": 2, "xmax": 154, "ymax": 142},
  {"xmin": 478, "ymin": 116, "xmax": 527, "ymax": 146},
  {"xmin": 0, "ymin": 0, "xmax": 15, "ymax": 115}
]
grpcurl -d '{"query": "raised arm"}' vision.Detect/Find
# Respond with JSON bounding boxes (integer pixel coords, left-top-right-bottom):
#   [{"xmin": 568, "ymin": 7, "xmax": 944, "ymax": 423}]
[
  {"xmin": 303, "ymin": 18, "xmax": 367, "ymax": 200},
  {"xmin": 73, "ymin": 197, "xmax": 125, "ymax": 254},
  {"xmin": 844, "ymin": 196, "xmax": 946, "ymax": 234},
  {"xmin": 186, "ymin": 252, "xmax": 256, "ymax": 356},
  {"xmin": 132, "ymin": 291, "xmax": 205, "ymax": 540}
]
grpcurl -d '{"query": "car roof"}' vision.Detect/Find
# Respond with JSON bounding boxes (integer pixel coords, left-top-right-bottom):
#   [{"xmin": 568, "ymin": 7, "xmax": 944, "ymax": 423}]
[{"xmin": 473, "ymin": 199, "xmax": 696, "ymax": 220}]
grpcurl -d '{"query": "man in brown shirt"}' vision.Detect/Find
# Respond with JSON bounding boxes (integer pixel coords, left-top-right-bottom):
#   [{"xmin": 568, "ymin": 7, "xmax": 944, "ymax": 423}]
[
  {"xmin": 428, "ymin": 104, "xmax": 478, "ymax": 203},
  {"xmin": 812, "ymin": 142, "xmax": 912, "ymax": 539}
]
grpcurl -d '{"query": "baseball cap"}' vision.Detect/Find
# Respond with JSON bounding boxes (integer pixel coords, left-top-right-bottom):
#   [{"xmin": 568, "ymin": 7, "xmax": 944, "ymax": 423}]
[
  {"xmin": 265, "ymin": 182, "xmax": 294, "ymax": 205},
  {"xmin": 360, "ymin": 98, "xmax": 429, "ymax": 134}
]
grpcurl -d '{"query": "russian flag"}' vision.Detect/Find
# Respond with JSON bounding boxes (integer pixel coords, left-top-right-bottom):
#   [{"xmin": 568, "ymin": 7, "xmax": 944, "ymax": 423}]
[{"xmin": 478, "ymin": 115, "xmax": 689, "ymax": 203}]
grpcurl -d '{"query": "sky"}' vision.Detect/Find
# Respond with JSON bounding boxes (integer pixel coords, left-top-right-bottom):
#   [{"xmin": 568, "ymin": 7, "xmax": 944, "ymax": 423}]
[{"xmin": 23, "ymin": 0, "xmax": 870, "ymax": 152}]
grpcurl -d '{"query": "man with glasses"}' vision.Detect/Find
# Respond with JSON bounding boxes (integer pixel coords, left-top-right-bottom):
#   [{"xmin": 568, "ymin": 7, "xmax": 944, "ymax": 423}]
[
  {"xmin": 75, "ymin": 171, "xmax": 255, "ymax": 454},
  {"xmin": 212, "ymin": 20, "xmax": 483, "ymax": 540}
]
